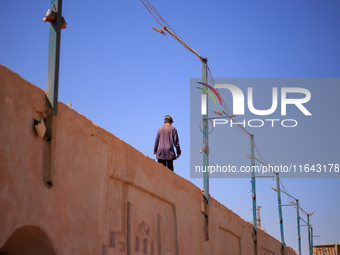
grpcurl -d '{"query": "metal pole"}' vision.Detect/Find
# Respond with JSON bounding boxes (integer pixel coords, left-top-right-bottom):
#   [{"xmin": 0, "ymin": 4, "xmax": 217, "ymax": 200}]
[
  {"xmin": 296, "ymin": 199, "xmax": 302, "ymax": 255},
  {"xmin": 250, "ymin": 134, "xmax": 258, "ymax": 255},
  {"xmin": 46, "ymin": 0, "xmax": 62, "ymax": 113},
  {"xmin": 202, "ymin": 58, "xmax": 209, "ymax": 205},
  {"xmin": 201, "ymin": 58, "xmax": 209, "ymax": 241},
  {"xmin": 307, "ymin": 214, "xmax": 311, "ymax": 255},
  {"xmin": 275, "ymin": 172, "xmax": 285, "ymax": 251},
  {"xmin": 45, "ymin": 0, "xmax": 63, "ymax": 188},
  {"xmin": 250, "ymin": 134, "xmax": 257, "ymax": 235},
  {"xmin": 311, "ymin": 227, "xmax": 314, "ymax": 255},
  {"xmin": 271, "ymin": 186, "xmax": 300, "ymax": 254}
]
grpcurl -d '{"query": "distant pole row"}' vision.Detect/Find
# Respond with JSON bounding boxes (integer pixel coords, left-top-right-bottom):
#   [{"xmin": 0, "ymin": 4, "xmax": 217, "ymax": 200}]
[{"xmin": 251, "ymin": 154, "xmax": 314, "ymax": 255}]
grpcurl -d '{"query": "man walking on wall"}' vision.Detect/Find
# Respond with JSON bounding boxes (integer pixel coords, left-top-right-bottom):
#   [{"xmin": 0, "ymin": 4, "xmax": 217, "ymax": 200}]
[{"xmin": 154, "ymin": 115, "xmax": 181, "ymax": 171}]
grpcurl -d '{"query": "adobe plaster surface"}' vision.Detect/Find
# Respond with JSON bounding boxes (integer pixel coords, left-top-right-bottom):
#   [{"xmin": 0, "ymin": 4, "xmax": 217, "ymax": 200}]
[{"xmin": 0, "ymin": 64, "xmax": 296, "ymax": 255}]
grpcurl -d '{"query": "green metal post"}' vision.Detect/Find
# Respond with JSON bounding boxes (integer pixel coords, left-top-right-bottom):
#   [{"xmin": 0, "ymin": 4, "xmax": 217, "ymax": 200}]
[
  {"xmin": 202, "ymin": 58, "xmax": 209, "ymax": 204},
  {"xmin": 46, "ymin": 0, "xmax": 62, "ymax": 113},
  {"xmin": 250, "ymin": 134, "xmax": 257, "ymax": 234},
  {"xmin": 311, "ymin": 227, "xmax": 314, "ymax": 255},
  {"xmin": 45, "ymin": 0, "xmax": 63, "ymax": 188},
  {"xmin": 308, "ymin": 214, "xmax": 311, "ymax": 255},
  {"xmin": 275, "ymin": 172, "xmax": 285, "ymax": 251},
  {"xmin": 250, "ymin": 134, "xmax": 258, "ymax": 255},
  {"xmin": 202, "ymin": 58, "xmax": 209, "ymax": 241},
  {"xmin": 296, "ymin": 199, "xmax": 302, "ymax": 255}
]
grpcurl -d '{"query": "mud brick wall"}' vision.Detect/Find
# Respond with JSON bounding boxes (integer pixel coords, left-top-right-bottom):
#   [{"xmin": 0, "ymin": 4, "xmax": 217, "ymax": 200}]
[{"xmin": 0, "ymin": 65, "xmax": 296, "ymax": 255}]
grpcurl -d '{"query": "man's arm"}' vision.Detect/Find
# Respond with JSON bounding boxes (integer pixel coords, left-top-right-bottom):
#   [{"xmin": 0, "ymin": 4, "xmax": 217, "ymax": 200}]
[
  {"xmin": 154, "ymin": 130, "xmax": 160, "ymax": 155},
  {"xmin": 173, "ymin": 128, "xmax": 181, "ymax": 157}
]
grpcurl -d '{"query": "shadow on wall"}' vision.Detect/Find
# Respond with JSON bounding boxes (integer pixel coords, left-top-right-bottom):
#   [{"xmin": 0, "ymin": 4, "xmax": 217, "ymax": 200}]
[{"xmin": 0, "ymin": 226, "xmax": 56, "ymax": 255}]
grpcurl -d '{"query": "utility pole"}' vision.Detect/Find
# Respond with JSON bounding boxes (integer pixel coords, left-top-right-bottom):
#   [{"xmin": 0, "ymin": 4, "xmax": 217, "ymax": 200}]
[
  {"xmin": 311, "ymin": 227, "xmax": 314, "ymax": 255},
  {"xmin": 271, "ymin": 173, "xmax": 285, "ymax": 253},
  {"xmin": 250, "ymin": 135, "xmax": 257, "ymax": 235},
  {"xmin": 201, "ymin": 58, "xmax": 209, "ymax": 241},
  {"xmin": 307, "ymin": 214, "xmax": 312, "ymax": 255},
  {"xmin": 202, "ymin": 58, "xmax": 209, "ymax": 205},
  {"xmin": 43, "ymin": 0, "xmax": 65, "ymax": 188},
  {"xmin": 275, "ymin": 172, "xmax": 285, "ymax": 252},
  {"xmin": 46, "ymin": 0, "xmax": 63, "ymax": 113},
  {"xmin": 296, "ymin": 199, "xmax": 302, "ymax": 255},
  {"xmin": 250, "ymin": 134, "xmax": 257, "ymax": 255},
  {"xmin": 299, "ymin": 208, "xmax": 313, "ymax": 255}
]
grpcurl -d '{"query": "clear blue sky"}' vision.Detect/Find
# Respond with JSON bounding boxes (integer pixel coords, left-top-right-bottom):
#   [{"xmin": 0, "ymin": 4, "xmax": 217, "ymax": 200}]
[{"xmin": 1, "ymin": 0, "xmax": 339, "ymax": 254}]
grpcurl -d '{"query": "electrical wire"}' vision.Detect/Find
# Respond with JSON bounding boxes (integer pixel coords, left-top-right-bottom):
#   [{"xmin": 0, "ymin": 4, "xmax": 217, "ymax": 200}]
[
  {"xmin": 141, "ymin": 0, "xmax": 203, "ymax": 61},
  {"xmin": 279, "ymin": 179, "xmax": 290, "ymax": 196}
]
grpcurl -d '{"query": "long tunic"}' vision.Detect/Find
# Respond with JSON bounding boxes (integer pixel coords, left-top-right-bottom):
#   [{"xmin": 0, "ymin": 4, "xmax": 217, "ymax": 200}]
[{"xmin": 154, "ymin": 125, "xmax": 181, "ymax": 160}]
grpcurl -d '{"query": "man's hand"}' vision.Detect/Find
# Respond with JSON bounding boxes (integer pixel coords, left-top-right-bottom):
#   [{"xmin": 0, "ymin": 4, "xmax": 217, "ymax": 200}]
[{"xmin": 177, "ymin": 154, "xmax": 180, "ymax": 158}]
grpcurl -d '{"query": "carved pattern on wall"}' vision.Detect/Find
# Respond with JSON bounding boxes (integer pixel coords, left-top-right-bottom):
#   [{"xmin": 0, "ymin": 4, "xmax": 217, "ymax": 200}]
[{"xmin": 102, "ymin": 179, "xmax": 179, "ymax": 255}]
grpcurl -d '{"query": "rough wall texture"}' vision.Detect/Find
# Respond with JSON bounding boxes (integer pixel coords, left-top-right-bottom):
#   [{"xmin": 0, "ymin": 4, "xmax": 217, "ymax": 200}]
[
  {"xmin": 313, "ymin": 244, "xmax": 340, "ymax": 255},
  {"xmin": 0, "ymin": 64, "xmax": 297, "ymax": 255}
]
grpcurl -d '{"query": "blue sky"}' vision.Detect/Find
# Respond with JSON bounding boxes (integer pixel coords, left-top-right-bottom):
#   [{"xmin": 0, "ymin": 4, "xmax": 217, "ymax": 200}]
[{"xmin": 1, "ymin": 0, "xmax": 340, "ymax": 254}]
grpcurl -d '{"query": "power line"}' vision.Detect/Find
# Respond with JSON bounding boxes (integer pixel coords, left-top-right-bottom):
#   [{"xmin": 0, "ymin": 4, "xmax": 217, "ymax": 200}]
[{"xmin": 141, "ymin": 0, "xmax": 203, "ymax": 61}]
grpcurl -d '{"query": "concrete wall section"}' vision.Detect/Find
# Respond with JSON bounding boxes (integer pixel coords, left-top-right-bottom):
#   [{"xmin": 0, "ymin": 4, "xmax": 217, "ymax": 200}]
[{"xmin": 0, "ymin": 64, "xmax": 296, "ymax": 255}]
